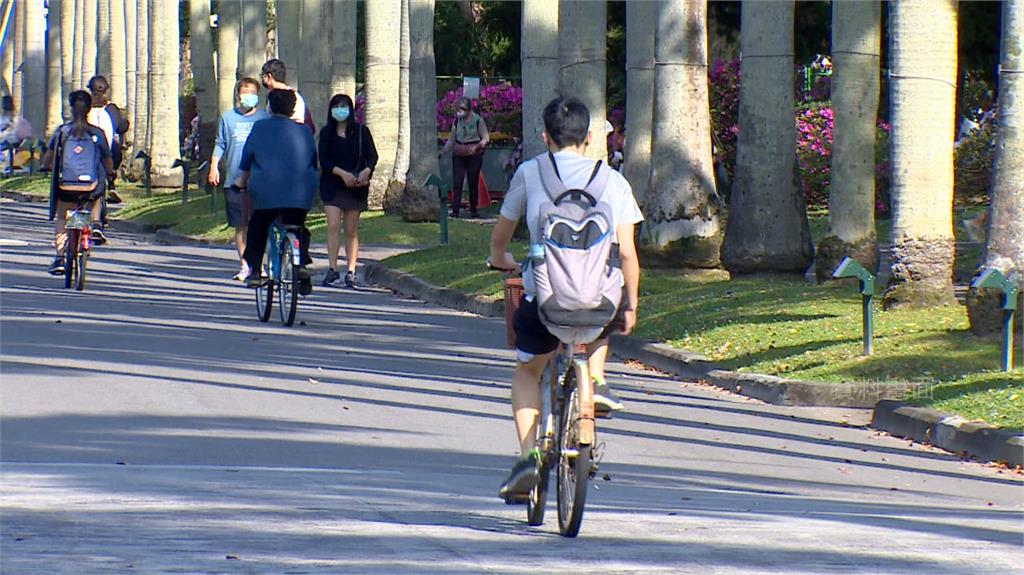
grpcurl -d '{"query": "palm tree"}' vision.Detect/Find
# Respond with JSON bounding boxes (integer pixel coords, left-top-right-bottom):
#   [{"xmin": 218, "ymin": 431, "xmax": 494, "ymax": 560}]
[
  {"xmin": 60, "ymin": 0, "xmax": 78, "ymax": 113},
  {"xmin": 402, "ymin": 0, "xmax": 440, "ymax": 222},
  {"xmin": 11, "ymin": 0, "xmax": 23, "ymax": 107},
  {"xmin": 883, "ymin": 0, "xmax": 958, "ymax": 308},
  {"xmin": 721, "ymin": 0, "xmax": 813, "ymax": 275},
  {"xmin": 82, "ymin": 0, "xmax": 98, "ymax": 83},
  {"xmin": 148, "ymin": 0, "xmax": 181, "ymax": 185},
  {"xmin": 330, "ymin": 0, "xmax": 357, "ymax": 98},
  {"xmin": 364, "ymin": 0, "xmax": 402, "ymax": 209},
  {"xmin": 46, "ymin": 0, "xmax": 64, "ymax": 134},
  {"xmin": 967, "ymin": 0, "xmax": 1024, "ymax": 333},
  {"xmin": 558, "ymin": 0, "xmax": 606, "ymax": 162},
  {"xmin": 191, "ymin": 0, "xmax": 217, "ymax": 162},
  {"xmin": 299, "ymin": 0, "xmax": 328, "ymax": 125},
  {"xmin": 97, "ymin": 0, "xmax": 111, "ymax": 77},
  {"xmin": 125, "ymin": 0, "xmax": 138, "ymax": 144},
  {"xmin": 276, "ymin": 0, "xmax": 301, "ymax": 79},
  {"xmin": 133, "ymin": 0, "xmax": 150, "ymax": 158},
  {"xmin": 815, "ymin": 0, "xmax": 881, "ymax": 281},
  {"xmin": 108, "ymin": 0, "xmax": 127, "ymax": 107},
  {"xmin": 521, "ymin": 0, "xmax": 559, "ymax": 160},
  {"xmin": 240, "ymin": 0, "xmax": 266, "ymax": 80},
  {"xmin": 2, "ymin": 7, "xmax": 14, "ymax": 97},
  {"xmin": 73, "ymin": 0, "xmax": 85, "ymax": 87},
  {"xmin": 216, "ymin": 0, "xmax": 240, "ymax": 119},
  {"xmin": 386, "ymin": 0, "xmax": 412, "ymax": 211},
  {"xmin": 622, "ymin": 0, "xmax": 655, "ymax": 209},
  {"xmin": 644, "ymin": 0, "xmax": 720, "ymax": 268},
  {"xmin": 22, "ymin": 0, "xmax": 46, "ymax": 135}
]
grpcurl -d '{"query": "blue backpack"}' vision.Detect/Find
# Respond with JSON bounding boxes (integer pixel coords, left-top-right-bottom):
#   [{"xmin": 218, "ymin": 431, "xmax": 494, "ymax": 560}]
[{"xmin": 57, "ymin": 126, "xmax": 102, "ymax": 193}]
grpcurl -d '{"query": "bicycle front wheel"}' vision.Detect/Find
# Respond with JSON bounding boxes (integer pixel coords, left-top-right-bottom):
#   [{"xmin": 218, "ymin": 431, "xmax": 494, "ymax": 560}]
[
  {"xmin": 255, "ymin": 249, "xmax": 273, "ymax": 322},
  {"xmin": 557, "ymin": 382, "xmax": 591, "ymax": 537},
  {"xmin": 278, "ymin": 238, "xmax": 298, "ymax": 326},
  {"xmin": 64, "ymin": 231, "xmax": 79, "ymax": 289}
]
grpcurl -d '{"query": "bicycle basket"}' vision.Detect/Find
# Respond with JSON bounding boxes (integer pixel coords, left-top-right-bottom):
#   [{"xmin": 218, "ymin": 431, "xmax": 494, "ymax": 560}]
[
  {"xmin": 503, "ymin": 277, "xmax": 524, "ymax": 349},
  {"xmin": 65, "ymin": 210, "xmax": 92, "ymax": 230}
]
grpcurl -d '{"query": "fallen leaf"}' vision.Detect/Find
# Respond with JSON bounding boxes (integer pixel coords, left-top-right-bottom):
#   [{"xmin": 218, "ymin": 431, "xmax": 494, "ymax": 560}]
[
  {"xmin": 226, "ymin": 555, "xmax": 239, "ymax": 560},
  {"xmin": 308, "ymin": 378, "xmax": 319, "ymax": 385}
]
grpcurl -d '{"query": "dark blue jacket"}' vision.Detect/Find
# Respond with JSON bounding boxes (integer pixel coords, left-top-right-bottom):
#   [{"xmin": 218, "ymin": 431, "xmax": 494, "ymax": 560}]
[{"xmin": 238, "ymin": 116, "xmax": 318, "ymax": 210}]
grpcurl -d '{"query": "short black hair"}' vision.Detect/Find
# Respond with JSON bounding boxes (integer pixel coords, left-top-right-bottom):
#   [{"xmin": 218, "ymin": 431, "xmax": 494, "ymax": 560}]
[
  {"xmin": 261, "ymin": 59, "xmax": 287, "ymax": 83},
  {"xmin": 87, "ymin": 75, "xmax": 109, "ymax": 94},
  {"xmin": 268, "ymin": 89, "xmax": 296, "ymax": 117},
  {"xmin": 543, "ymin": 96, "xmax": 590, "ymax": 149}
]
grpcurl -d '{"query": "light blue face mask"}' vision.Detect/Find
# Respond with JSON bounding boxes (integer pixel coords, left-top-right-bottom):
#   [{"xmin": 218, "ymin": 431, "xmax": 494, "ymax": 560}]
[
  {"xmin": 239, "ymin": 93, "xmax": 259, "ymax": 109},
  {"xmin": 331, "ymin": 106, "xmax": 351, "ymax": 122}
]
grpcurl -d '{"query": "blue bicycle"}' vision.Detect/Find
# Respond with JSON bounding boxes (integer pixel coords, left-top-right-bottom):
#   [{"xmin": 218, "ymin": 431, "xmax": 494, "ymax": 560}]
[{"xmin": 255, "ymin": 222, "xmax": 303, "ymax": 326}]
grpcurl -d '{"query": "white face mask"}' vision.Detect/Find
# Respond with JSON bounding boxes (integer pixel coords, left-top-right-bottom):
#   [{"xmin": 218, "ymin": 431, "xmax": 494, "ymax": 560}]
[{"xmin": 456, "ymin": 110, "xmax": 467, "ymax": 118}]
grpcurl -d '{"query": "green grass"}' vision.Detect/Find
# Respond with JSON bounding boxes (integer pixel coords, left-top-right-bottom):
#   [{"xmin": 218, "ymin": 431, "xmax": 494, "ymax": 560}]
[{"xmin": 909, "ymin": 371, "xmax": 1024, "ymax": 432}]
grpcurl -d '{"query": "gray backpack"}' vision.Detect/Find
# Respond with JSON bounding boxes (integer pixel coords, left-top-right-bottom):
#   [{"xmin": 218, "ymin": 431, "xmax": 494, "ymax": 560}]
[{"xmin": 527, "ymin": 152, "xmax": 623, "ymax": 344}]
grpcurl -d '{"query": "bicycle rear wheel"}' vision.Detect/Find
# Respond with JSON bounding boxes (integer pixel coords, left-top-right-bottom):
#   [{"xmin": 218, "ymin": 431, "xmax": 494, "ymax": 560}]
[
  {"xmin": 255, "ymin": 249, "xmax": 273, "ymax": 322},
  {"xmin": 75, "ymin": 250, "xmax": 88, "ymax": 291},
  {"xmin": 64, "ymin": 231, "xmax": 79, "ymax": 289},
  {"xmin": 278, "ymin": 238, "xmax": 298, "ymax": 326},
  {"xmin": 557, "ymin": 375, "xmax": 591, "ymax": 537}
]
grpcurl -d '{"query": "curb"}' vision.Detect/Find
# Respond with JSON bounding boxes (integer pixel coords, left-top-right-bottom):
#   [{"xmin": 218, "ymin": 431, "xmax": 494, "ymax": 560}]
[
  {"xmin": 363, "ymin": 262, "xmax": 504, "ymax": 318},
  {"xmin": 872, "ymin": 400, "xmax": 1023, "ymax": 466}
]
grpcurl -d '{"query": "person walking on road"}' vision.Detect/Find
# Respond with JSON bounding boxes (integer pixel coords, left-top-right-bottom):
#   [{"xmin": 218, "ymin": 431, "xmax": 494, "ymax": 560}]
[
  {"xmin": 235, "ymin": 89, "xmax": 318, "ymax": 295},
  {"xmin": 209, "ymin": 78, "xmax": 269, "ymax": 280},
  {"xmin": 318, "ymin": 94, "xmax": 378, "ymax": 289},
  {"xmin": 440, "ymin": 97, "xmax": 489, "ymax": 219},
  {"xmin": 488, "ymin": 95, "xmax": 643, "ymax": 498}
]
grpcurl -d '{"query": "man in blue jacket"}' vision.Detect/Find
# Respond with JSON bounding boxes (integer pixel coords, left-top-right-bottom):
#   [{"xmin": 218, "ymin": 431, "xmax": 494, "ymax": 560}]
[{"xmin": 235, "ymin": 89, "xmax": 318, "ymax": 294}]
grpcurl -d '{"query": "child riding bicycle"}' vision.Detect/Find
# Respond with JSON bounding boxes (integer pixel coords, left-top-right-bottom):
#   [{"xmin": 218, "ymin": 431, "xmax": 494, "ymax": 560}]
[{"xmin": 489, "ymin": 96, "xmax": 643, "ymax": 499}]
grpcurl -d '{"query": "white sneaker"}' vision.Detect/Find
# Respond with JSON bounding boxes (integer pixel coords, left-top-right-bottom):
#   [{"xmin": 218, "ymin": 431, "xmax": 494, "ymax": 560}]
[{"xmin": 233, "ymin": 264, "xmax": 249, "ymax": 281}]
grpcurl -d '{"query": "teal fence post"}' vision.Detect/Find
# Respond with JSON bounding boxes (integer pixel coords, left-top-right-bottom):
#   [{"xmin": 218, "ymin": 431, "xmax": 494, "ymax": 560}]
[
  {"xmin": 424, "ymin": 173, "xmax": 448, "ymax": 245},
  {"xmin": 971, "ymin": 268, "xmax": 1020, "ymax": 371},
  {"xmin": 833, "ymin": 257, "xmax": 876, "ymax": 356}
]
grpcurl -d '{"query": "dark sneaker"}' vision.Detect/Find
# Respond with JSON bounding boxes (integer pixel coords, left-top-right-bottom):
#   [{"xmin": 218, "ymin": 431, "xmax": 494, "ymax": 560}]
[
  {"xmin": 322, "ymin": 268, "xmax": 341, "ymax": 287},
  {"xmin": 594, "ymin": 383, "xmax": 625, "ymax": 412},
  {"xmin": 297, "ymin": 268, "xmax": 313, "ymax": 296},
  {"xmin": 468, "ymin": 211, "xmax": 480, "ymax": 219},
  {"xmin": 107, "ymin": 191, "xmax": 123, "ymax": 204},
  {"xmin": 344, "ymin": 271, "xmax": 357, "ymax": 289},
  {"xmin": 90, "ymin": 223, "xmax": 108, "ymax": 246},
  {"xmin": 48, "ymin": 257, "xmax": 65, "ymax": 276},
  {"xmin": 244, "ymin": 274, "xmax": 266, "ymax": 289},
  {"xmin": 498, "ymin": 450, "xmax": 541, "ymax": 499}
]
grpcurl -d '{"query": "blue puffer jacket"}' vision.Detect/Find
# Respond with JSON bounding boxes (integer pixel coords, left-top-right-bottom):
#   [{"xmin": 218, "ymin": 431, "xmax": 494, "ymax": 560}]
[{"xmin": 238, "ymin": 116, "xmax": 318, "ymax": 210}]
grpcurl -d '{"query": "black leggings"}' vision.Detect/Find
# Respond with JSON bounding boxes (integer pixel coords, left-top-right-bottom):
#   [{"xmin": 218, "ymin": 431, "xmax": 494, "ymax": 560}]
[
  {"xmin": 451, "ymin": 152, "xmax": 484, "ymax": 214},
  {"xmin": 243, "ymin": 208, "xmax": 310, "ymax": 273}
]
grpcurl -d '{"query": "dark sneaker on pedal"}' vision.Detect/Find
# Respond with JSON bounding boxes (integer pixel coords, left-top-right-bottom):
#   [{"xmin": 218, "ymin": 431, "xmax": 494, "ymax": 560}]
[
  {"xmin": 90, "ymin": 223, "xmax": 108, "ymax": 246},
  {"xmin": 594, "ymin": 383, "xmax": 625, "ymax": 412},
  {"xmin": 48, "ymin": 257, "xmax": 65, "ymax": 276},
  {"xmin": 322, "ymin": 268, "xmax": 341, "ymax": 287},
  {"xmin": 244, "ymin": 274, "xmax": 266, "ymax": 289},
  {"xmin": 344, "ymin": 271, "xmax": 357, "ymax": 289},
  {"xmin": 498, "ymin": 451, "xmax": 541, "ymax": 499},
  {"xmin": 297, "ymin": 268, "xmax": 313, "ymax": 296}
]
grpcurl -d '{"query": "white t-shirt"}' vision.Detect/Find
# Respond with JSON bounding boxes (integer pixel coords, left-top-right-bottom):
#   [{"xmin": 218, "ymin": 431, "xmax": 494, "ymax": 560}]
[
  {"xmin": 266, "ymin": 86, "xmax": 307, "ymax": 125},
  {"xmin": 501, "ymin": 151, "xmax": 644, "ymax": 239},
  {"xmin": 87, "ymin": 107, "xmax": 115, "ymax": 148}
]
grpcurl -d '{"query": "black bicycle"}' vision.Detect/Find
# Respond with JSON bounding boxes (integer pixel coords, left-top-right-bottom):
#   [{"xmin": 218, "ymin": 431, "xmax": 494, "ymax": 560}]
[
  {"xmin": 255, "ymin": 221, "xmax": 304, "ymax": 326},
  {"xmin": 61, "ymin": 196, "xmax": 94, "ymax": 291}
]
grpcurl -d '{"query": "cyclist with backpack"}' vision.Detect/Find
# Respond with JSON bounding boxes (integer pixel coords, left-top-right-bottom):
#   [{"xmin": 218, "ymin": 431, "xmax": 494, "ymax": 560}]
[
  {"xmin": 87, "ymin": 76, "xmax": 129, "ymax": 215},
  {"xmin": 488, "ymin": 96, "xmax": 643, "ymax": 498},
  {"xmin": 42, "ymin": 90, "xmax": 114, "ymax": 275}
]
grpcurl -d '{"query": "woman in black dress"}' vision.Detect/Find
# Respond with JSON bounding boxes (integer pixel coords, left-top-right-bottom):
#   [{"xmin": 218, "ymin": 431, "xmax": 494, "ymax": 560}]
[{"xmin": 319, "ymin": 94, "xmax": 378, "ymax": 288}]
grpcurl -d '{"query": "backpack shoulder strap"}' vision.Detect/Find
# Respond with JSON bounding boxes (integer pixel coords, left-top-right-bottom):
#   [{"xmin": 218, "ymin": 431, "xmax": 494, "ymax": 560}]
[
  {"xmin": 535, "ymin": 152, "xmax": 568, "ymax": 201},
  {"xmin": 582, "ymin": 160, "xmax": 611, "ymax": 203}
]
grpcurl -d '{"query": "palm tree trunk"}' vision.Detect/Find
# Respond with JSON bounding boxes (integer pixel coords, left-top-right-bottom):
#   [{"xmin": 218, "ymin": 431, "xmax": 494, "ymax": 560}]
[
  {"xmin": 11, "ymin": 0, "xmax": 23, "ymax": 108},
  {"xmin": 97, "ymin": 0, "xmax": 111, "ymax": 78},
  {"xmin": 815, "ymin": 0, "xmax": 881, "ymax": 281},
  {"xmin": 622, "ymin": 0, "xmax": 655, "ymax": 209},
  {"xmin": 108, "ymin": 0, "xmax": 127, "ymax": 106},
  {"xmin": 644, "ymin": 0, "xmax": 720, "ymax": 268},
  {"xmin": 298, "ymin": 0, "xmax": 327, "ymax": 125},
  {"xmin": 216, "ymin": 0, "xmax": 239, "ymax": 118},
  {"xmin": 521, "ymin": 0, "xmax": 559, "ymax": 161},
  {"xmin": 148, "ymin": 0, "xmax": 180, "ymax": 184},
  {"xmin": 1, "ymin": 6, "xmax": 14, "ymax": 98},
  {"xmin": 384, "ymin": 0, "xmax": 411, "ymax": 212},
  {"xmin": 73, "ymin": 0, "xmax": 85, "ymax": 88},
  {"xmin": 401, "ymin": 0, "xmax": 439, "ymax": 222},
  {"xmin": 967, "ymin": 0, "xmax": 1024, "ymax": 334},
  {"xmin": 60, "ymin": 0, "xmax": 77, "ymax": 115},
  {"xmin": 330, "ymin": 0, "xmax": 356, "ymax": 98},
  {"xmin": 124, "ymin": 0, "xmax": 137, "ymax": 145},
  {"xmin": 240, "ymin": 0, "xmax": 266, "ymax": 80},
  {"xmin": 721, "ymin": 0, "xmax": 813, "ymax": 275},
  {"xmin": 276, "ymin": 0, "xmax": 301, "ymax": 80},
  {"xmin": 364, "ymin": 0, "xmax": 402, "ymax": 209},
  {"xmin": 22, "ymin": 0, "xmax": 46, "ymax": 136},
  {"xmin": 883, "ymin": 0, "xmax": 958, "ymax": 308},
  {"xmin": 46, "ymin": 0, "xmax": 64, "ymax": 134},
  {"xmin": 82, "ymin": 0, "xmax": 98, "ymax": 83},
  {"xmin": 133, "ymin": 0, "xmax": 150, "ymax": 158},
  {"xmin": 558, "ymin": 0, "xmax": 606, "ymax": 162},
  {"xmin": 191, "ymin": 0, "xmax": 217, "ymax": 162}
]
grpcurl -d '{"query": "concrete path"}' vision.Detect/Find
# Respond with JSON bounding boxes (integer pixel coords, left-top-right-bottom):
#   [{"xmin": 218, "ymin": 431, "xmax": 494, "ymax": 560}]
[{"xmin": 1, "ymin": 199, "xmax": 1022, "ymax": 574}]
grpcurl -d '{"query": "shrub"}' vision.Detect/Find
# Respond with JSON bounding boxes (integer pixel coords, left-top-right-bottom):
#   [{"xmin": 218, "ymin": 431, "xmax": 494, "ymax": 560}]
[{"xmin": 795, "ymin": 103, "xmax": 833, "ymax": 209}]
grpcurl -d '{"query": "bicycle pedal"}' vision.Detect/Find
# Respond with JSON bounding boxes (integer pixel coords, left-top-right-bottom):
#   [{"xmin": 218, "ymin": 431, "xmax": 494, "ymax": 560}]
[
  {"xmin": 595, "ymin": 408, "xmax": 613, "ymax": 419},
  {"xmin": 503, "ymin": 494, "xmax": 528, "ymax": 505}
]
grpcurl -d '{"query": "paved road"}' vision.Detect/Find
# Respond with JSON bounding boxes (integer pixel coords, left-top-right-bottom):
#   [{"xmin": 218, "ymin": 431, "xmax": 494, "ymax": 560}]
[{"xmin": 1, "ymin": 199, "xmax": 1022, "ymax": 574}]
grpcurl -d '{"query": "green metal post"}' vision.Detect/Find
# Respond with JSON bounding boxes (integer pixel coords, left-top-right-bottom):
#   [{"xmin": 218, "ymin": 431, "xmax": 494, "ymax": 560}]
[
  {"xmin": 425, "ymin": 173, "xmax": 447, "ymax": 245},
  {"xmin": 1002, "ymin": 308, "xmax": 1015, "ymax": 371},
  {"xmin": 832, "ymin": 257, "xmax": 875, "ymax": 356},
  {"xmin": 862, "ymin": 294, "xmax": 874, "ymax": 356}
]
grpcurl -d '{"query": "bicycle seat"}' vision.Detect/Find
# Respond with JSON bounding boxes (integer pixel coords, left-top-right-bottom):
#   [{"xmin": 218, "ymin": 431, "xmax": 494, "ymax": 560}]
[{"xmin": 277, "ymin": 224, "xmax": 305, "ymax": 234}]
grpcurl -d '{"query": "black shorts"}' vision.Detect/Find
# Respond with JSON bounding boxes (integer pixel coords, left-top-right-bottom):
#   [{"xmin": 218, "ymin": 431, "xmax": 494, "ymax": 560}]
[
  {"xmin": 224, "ymin": 186, "xmax": 252, "ymax": 228},
  {"xmin": 512, "ymin": 295, "xmax": 626, "ymax": 355}
]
